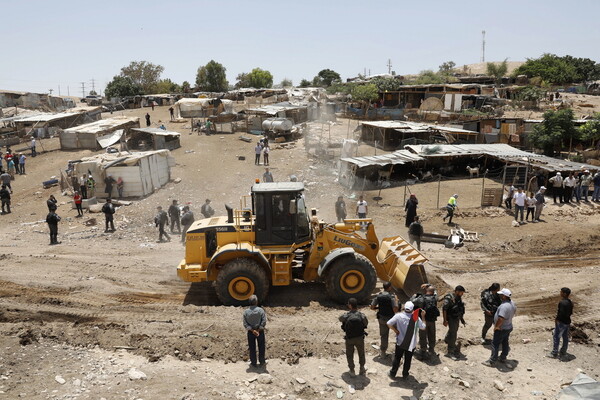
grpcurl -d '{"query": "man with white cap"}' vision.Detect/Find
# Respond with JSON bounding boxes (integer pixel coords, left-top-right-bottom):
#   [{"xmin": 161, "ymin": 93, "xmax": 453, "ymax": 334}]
[
  {"xmin": 548, "ymin": 172, "xmax": 563, "ymax": 203},
  {"xmin": 387, "ymin": 301, "xmax": 426, "ymax": 379},
  {"xmin": 534, "ymin": 186, "xmax": 546, "ymax": 222},
  {"xmin": 482, "ymin": 288, "xmax": 517, "ymax": 367}
]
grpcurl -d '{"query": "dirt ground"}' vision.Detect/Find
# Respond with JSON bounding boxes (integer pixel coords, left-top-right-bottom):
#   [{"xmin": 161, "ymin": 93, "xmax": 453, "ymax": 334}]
[{"xmin": 1, "ymin": 106, "xmax": 599, "ymax": 400}]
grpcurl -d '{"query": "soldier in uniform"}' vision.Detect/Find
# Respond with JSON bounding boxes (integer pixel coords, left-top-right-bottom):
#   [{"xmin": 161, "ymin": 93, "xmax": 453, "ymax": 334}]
[
  {"xmin": 412, "ymin": 284, "xmax": 440, "ymax": 359},
  {"xmin": 370, "ymin": 282, "xmax": 399, "ymax": 358},
  {"xmin": 442, "ymin": 285, "xmax": 466, "ymax": 360},
  {"xmin": 480, "ymin": 283, "xmax": 501, "ymax": 344},
  {"xmin": 339, "ymin": 298, "xmax": 368, "ymax": 376},
  {"xmin": 154, "ymin": 206, "xmax": 171, "ymax": 242}
]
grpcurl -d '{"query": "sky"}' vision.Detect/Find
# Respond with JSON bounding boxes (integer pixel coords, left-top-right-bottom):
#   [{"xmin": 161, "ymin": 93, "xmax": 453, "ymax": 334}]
[{"xmin": 1, "ymin": 0, "xmax": 599, "ymax": 96}]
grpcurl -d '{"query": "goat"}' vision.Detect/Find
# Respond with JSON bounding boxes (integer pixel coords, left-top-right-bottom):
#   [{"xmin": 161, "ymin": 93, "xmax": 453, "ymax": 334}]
[{"xmin": 466, "ymin": 165, "xmax": 480, "ymax": 178}]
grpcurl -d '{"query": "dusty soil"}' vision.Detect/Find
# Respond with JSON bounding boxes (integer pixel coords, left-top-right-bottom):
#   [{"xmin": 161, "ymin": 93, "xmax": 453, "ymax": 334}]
[{"xmin": 1, "ymin": 106, "xmax": 599, "ymax": 400}]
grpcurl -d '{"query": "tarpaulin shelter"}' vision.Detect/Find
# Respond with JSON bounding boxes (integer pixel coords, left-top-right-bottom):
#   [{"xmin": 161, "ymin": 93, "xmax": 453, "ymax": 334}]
[
  {"xmin": 174, "ymin": 98, "xmax": 234, "ymax": 118},
  {"xmin": 73, "ymin": 150, "xmax": 175, "ymax": 198},
  {"xmin": 127, "ymin": 128, "xmax": 181, "ymax": 151}
]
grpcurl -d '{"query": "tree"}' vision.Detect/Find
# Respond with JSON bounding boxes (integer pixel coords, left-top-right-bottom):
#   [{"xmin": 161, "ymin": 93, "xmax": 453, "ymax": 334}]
[
  {"xmin": 181, "ymin": 81, "xmax": 192, "ymax": 93},
  {"xmin": 280, "ymin": 78, "xmax": 293, "ymax": 87},
  {"xmin": 371, "ymin": 76, "xmax": 401, "ymax": 92},
  {"xmin": 438, "ymin": 61, "xmax": 456, "ymax": 75},
  {"xmin": 120, "ymin": 61, "xmax": 164, "ymax": 94},
  {"xmin": 351, "ymin": 84, "xmax": 378, "ymax": 104},
  {"xmin": 195, "ymin": 60, "xmax": 228, "ymax": 92},
  {"xmin": 236, "ymin": 68, "xmax": 273, "ymax": 88},
  {"xmin": 104, "ymin": 75, "xmax": 142, "ymax": 99},
  {"xmin": 562, "ymin": 56, "xmax": 600, "ymax": 82},
  {"xmin": 486, "ymin": 59, "xmax": 508, "ymax": 85},
  {"xmin": 88, "ymin": 90, "xmax": 98, "ymax": 96},
  {"xmin": 513, "ymin": 54, "xmax": 577, "ymax": 85},
  {"xmin": 529, "ymin": 109, "xmax": 578, "ymax": 155},
  {"xmin": 579, "ymin": 113, "xmax": 600, "ymax": 148},
  {"xmin": 152, "ymin": 78, "xmax": 181, "ymax": 94},
  {"xmin": 411, "ymin": 70, "xmax": 444, "ymax": 85},
  {"xmin": 312, "ymin": 69, "xmax": 341, "ymax": 87},
  {"xmin": 299, "ymin": 79, "xmax": 311, "ymax": 88}
]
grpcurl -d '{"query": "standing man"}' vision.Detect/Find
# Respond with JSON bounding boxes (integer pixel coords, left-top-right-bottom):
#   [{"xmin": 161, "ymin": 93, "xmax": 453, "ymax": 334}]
[
  {"xmin": 356, "ymin": 195, "xmax": 368, "ymax": 219},
  {"xmin": 534, "ymin": 186, "xmax": 546, "ymax": 222},
  {"xmin": 169, "ymin": 200, "xmax": 181, "ymax": 233},
  {"xmin": 548, "ymin": 172, "xmax": 563, "ymax": 203},
  {"xmin": 262, "ymin": 168, "xmax": 274, "ymax": 183},
  {"xmin": 0, "ymin": 171, "xmax": 11, "ymax": 193},
  {"xmin": 404, "ymin": 194, "xmax": 418, "ymax": 228},
  {"xmin": 74, "ymin": 191, "xmax": 84, "ymax": 217},
  {"xmin": 580, "ymin": 170, "xmax": 592, "ymax": 202},
  {"xmin": 408, "ymin": 216, "xmax": 424, "ymax": 251},
  {"xmin": 180, "ymin": 206, "xmax": 195, "ymax": 242},
  {"xmin": 80, "ymin": 174, "xmax": 88, "ymax": 199},
  {"xmin": 442, "ymin": 285, "xmax": 466, "ymax": 360},
  {"xmin": 513, "ymin": 187, "xmax": 526, "ymax": 223},
  {"xmin": 370, "ymin": 282, "xmax": 399, "ymax": 358},
  {"xmin": 145, "ymin": 112, "xmax": 151, "ymax": 127},
  {"xmin": 263, "ymin": 145, "xmax": 270, "ymax": 166},
  {"xmin": 200, "ymin": 199, "xmax": 215, "ymax": 219},
  {"xmin": 18, "ymin": 154, "xmax": 26, "ymax": 175},
  {"xmin": 46, "ymin": 208, "xmax": 61, "ymax": 245},
  {"xmin": 104, "ymin": 175, "xmax": 116, "ymax": 199},
  {"xmin": 169, "ymin": 106, "xmax": 175, "ymax": 121},
  {"xmin": 480, "ymin": 283, "xmax": 501, "ymax": 343},
  {"xmin": 0, "ymin": 185, "xmax": 10, "ymax": 214},
  {"xmin": 593, "ymin": 172, "xmax": 600, "ymax": 202},
  {"xmin": 442, "ymin": 194, "xmax": 458, "ymax": 224},
  {"xmin": 504, "ymin": 185, "xmax": 515, "ymax": 209},
  {"xmin": 87, "ymin": 175, "xmax": 96, "ymax": 198},
  {"xmin": 254, "ymin": 142, "xmax": 262, "ymax": 165},
  {"xmin": 116, "ymin": 177, "xmax": 124, "ymax": 198},
  {"xmin": 483, "ymin": 288, "xmax": 517, "ymax": 367},
  {"xmin": 101, "ymin": 198, "xmax": 116, "ymax": 233},
  {"xmin": 30, "ymin": 137, "xmax": 37, "ymax": 157},
  {"xmin": 335, "ymin": 196, "xmax": 347, "ymax": 222},
  {"xmin": 154, "ymin": 206, "xmax": 170, "ymax": 242},
  {"xmin": 339, "ymin": 298, "xmax": 368, "ymax": 376},
  {"xmin": 387, "ymin": 301, "xmax": 426, "ymax": 379},
  {"xmin": 563, "ymin": 173, "xmax": 577, "ymax": 203},
  {"xmin": 548, "ymin": 287, "xmax": 573, "ymax": 359},
  {"xmin": 243, "ymin": 295, "xmax": 267, "ymax": 368}
]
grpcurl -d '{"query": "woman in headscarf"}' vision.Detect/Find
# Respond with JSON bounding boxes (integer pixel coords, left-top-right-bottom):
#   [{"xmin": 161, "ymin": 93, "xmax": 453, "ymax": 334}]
[{"xmin": 405, "ymin": 193, "xmax": 419, "ymax": 228}]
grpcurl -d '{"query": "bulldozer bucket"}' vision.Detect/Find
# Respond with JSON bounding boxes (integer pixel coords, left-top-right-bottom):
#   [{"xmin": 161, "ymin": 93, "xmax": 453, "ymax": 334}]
[{"xmin": 376, "ymin": 236, "xmax": 428, "ymax": 297}]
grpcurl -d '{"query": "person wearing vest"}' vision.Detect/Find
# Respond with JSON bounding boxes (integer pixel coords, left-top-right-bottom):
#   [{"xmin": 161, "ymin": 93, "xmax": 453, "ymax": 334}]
[
  {"xmin": 370, "ymin": 282, "xmax": 399, "ymax": 358},
  {"xmin": 339, "ymin": 298, "xmax": 368, "ymax": 376},
  {"xmin": 480, "ymin": 283, "xmax": 501, "ymax": 343},
  {"xmin": 412, "ymin": 284, "xmax": 440, "ymax": 359},
  {"xmin": 442, "ymin": 285, "xmax": 466, "ymax": 360}
]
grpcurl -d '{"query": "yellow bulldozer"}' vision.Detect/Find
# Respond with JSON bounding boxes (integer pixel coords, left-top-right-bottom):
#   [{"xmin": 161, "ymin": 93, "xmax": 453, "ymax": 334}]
[{"xmin": 177, "ymin": 182, "xmax": 428, "ymax": 305}]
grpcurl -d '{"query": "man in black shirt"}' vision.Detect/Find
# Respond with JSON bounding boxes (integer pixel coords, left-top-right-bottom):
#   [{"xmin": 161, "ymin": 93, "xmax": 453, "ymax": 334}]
[
  {"xmin": 480, "ymin": 283, "xmax": 501, "ymax": 343},
  {"xmin": 339, "ymin": 298, "xmax": 368, "ymax": 376},
  {"xmin": 370, "ymin": 282, "xmax": 398, "ymax": 358},
  {"xmin": 548, "ymin": 287, "xmax": 573, "ymax": 359},
  {"xmin": 168, "ymin": 200, "xmax": 181, "ymax": 233},
  {"xmin": 101, "ymin": 198, "xmax": 116, "ymax": 232},
  {"xmin": 408, "ymin": 216, "xmax": 424, "ymax": 251},
  {"xmin": 443, "ymin": 285, "xmax": 466, "ymax": 360},
  {"xmin": 46, "ymin": 210, "xmax": 61, "ymax": 245}
]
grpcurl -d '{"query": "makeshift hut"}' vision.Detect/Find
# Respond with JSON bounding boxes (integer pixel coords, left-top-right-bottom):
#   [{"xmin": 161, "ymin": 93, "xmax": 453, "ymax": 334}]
[
  {"xmin": 244, "ymin": 102, "xmax": 309, "ymax": 131},
  {"xmin": 174, "ymin": 98, "xmax": 234, "ymax": 118},
  {"xmin": 13, "ymin": 106, "xmax": 102, "ymax": 138},
  {"xmin": 60, "ymin": 117, "xmax": 140, "ymax": 150},
  {"xmin": 73, "ymin": 150, "xmax": 175, "ymax": 199},
  {"xmin": 127, "ymin": 128, "xmax": 181, "ymax": 151}
]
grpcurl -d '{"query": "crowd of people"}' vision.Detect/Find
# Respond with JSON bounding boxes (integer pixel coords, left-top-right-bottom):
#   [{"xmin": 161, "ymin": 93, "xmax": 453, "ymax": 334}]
[
  {"xmin": 242, "ymin": 283, "xmax": 573, "ymax": 380},
  {"xmin": 254, "ymin": 138, "xmax": 271, "ymax": 166},
  {"xmin": 0, "ymin": 146, "xmax": 30, "ymax": 215}
]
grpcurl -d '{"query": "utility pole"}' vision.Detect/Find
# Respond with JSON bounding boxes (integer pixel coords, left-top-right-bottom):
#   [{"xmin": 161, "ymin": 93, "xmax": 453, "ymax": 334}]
[
  {"xmin": 48, "ymin": 89, "xmax": 53, "ymax": 96},
  {"xmin": 67, "ymin": 86, "xmax": 70, "ymax": 96},
  {"xmin": 58, "ymin": 85, "xmax": 61, "ymax": 96},
  {"xmin": 90, "ymin": 78, "xmax": 96, "ymax": 93},
  {"xmin": 387, "ymin": 59, "xmax": 392, "ymax": 75},
  {"xmin": 481, "ymin": 30, "xmax": 486, "ymax": 63},
  {"xmin": 80, "ymin": 82, "xmax": 86, "ymax": 98}
]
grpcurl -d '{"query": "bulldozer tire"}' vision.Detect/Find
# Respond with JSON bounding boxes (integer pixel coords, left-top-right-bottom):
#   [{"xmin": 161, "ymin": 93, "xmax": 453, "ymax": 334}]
[
  {"xmin": 216, "ymin": 258, "xmax": 269, "ymax": 306},
  {"xmin": 325, "ymin": 253, "xmax": 376, "ymax": 304}
]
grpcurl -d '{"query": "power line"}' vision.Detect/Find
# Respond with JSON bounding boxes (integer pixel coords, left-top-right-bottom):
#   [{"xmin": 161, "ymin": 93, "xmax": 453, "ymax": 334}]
[
  {"xmin": 481, "ymin": 30, "xmax": 486, "ymax": 63},
  {"xmin": 90, "ymin": 78, "xmax": 96, "ymax": 93},
  {"xmin": 80, "ymin": 82, "xmax": 86, "ymax": 98}
]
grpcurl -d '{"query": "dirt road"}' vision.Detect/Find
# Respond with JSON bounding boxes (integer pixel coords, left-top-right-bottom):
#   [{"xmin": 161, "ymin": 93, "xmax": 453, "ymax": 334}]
[{"xmin": 0, "ymin": 107, "xmax": 599, "ymax": 399}]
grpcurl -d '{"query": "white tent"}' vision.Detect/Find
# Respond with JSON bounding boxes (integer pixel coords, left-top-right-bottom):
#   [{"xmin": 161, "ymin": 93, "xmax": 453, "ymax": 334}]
[{"xmin": 174, "ymin": 98, "xmax": 234, "ymax": 118}]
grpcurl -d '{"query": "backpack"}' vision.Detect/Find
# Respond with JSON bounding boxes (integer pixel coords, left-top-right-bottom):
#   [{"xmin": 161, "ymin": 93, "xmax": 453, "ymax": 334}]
[
  {"xmin": 343, "ymin": 312, "xmax": 366, "ymax": 339},
  {"xmin": 375, "ymin": 293, "xmax": 394, "ymax": 320},
  {"xmin": 423, "ymin": 295, "xmax": 440, "ymax": 321}
]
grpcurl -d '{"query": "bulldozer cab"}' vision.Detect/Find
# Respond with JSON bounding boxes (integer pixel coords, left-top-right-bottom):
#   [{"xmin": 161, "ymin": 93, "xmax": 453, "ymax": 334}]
[{"xmin": 252, "ymin": 182, "xmax": 311, "ymax": 246}]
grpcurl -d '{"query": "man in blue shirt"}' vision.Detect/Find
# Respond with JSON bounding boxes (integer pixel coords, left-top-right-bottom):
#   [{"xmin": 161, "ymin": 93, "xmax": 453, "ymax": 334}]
[{"xmin": 482, "ymin": 288, "xmax": 517, "ymax": 367}]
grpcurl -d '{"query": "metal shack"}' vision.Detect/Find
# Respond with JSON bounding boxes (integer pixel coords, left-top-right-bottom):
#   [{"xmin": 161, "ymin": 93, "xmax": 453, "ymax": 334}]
[
  {"xmin": 127, "ymin": 128, "xmax": 181, "ymax": 151},
  {"xmin": 60, "ymin": 117, "xmax": 140, "ymax": 150},
  {"xmin": 74, "ymin": 150, "xmax": 175, "ymax": 198}
]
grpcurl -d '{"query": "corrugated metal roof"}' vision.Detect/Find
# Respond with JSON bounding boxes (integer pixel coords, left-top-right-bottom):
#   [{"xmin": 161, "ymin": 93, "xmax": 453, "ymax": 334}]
[
  {"xmin": 64, "ymin": 117, "xmax": 139, "ymax": 134},
  {"xmin": 131, "ymin": 127, "xmax": 181, "ymax": 137},
  {"xmin": 362, "ymin": 121, "xmax": 478, "ymax": 135},
  {"xmin": 13, "ymin": 112, "xmax": 82, "ymax": 123},
  {"xmin": 341, "ymin": 150, "xmax": 425, "ymax": 168},
  {"xmin": 405, "ymin": 143, "xmax": 536, "ymax": 157}
]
